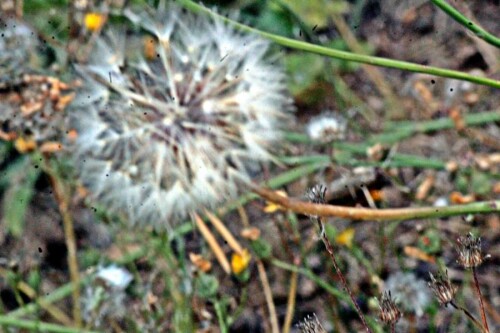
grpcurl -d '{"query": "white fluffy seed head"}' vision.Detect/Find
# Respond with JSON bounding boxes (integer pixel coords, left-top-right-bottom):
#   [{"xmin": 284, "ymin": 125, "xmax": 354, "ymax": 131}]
[
  {"xmin": 71, "ymin": 4, "xmax": 294, "ymax": 230},
  {"xmin": 306, "ymin": 111, "xmax": 347, "ymax": 143}
]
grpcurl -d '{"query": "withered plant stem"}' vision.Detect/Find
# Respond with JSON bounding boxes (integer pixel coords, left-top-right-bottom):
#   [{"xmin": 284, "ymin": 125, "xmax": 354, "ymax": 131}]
[
  {"xmin": 42, "ymin": 157, "xmax": 82, "ymax": 327},
  {"xmin": 472, "ymin": 268, "xmax": 490, "ymax": 332},
  {"xmin": 315, "ymin": 217, "xmax": 372, "ymax": 332},
  {"xmin": 256, "ymin": 260, "xmax": 280, "ymax": 333},
  {"xmin": 450, "ymin": 301, "xmax": 488, "ymax": 333},
  {"xmin": 252, "ymin": 186, "xmax": 500, "ymax": 221}
]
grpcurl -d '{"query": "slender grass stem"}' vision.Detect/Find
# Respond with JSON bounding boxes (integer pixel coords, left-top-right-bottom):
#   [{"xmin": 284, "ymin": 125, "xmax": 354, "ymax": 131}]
[
  {"xmin": 0, "ymin": 315, "xmax": 101, "ymax": 333},
  {"xmin": 8, "ymin": 244, "xmax": 150, "ymax": 318},
  {"xmin": 252, "ymin": 186, "xmax": 500, "ymax": 221},
  {"xmin": 450, "ymin": 301, "xmax": 488, "ymax": 333},
  {"xmin": 178, "ymin": 0, "xmax": 500, "ymax": 88},
  {"xmin": 315, "ymin": 216, "xmax": 372, "ymax": 332},
  {"xmin": 284, "ymin": 110, "xmax": 500, "ymax": 146},
  {"xmin": 282, "ymin": 268, "xmax": 298, "ymax": 333},
  {"xmin": 472, "ymin": 268, "xmax": 490, "ymax": 332},
  {"xmin": 256, "ymin": 260, "xmax": 280, "ymax": 333},
  {"xmin": 271, "ymin": 259, "xmax": 348, "ymax": 301},
  {"xmin": 42, "ymin": 157, "xmax": 82, "ymax": 327},
  {"xmin": 431, "ymin": 0, "xmax": 500, "ymax": 48}
]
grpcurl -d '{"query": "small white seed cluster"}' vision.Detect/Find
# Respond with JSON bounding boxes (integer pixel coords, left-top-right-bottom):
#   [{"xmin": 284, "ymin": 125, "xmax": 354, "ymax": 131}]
[{"xmin": 71, "ymin": 4, "xmax": 294, "ymax": 229}]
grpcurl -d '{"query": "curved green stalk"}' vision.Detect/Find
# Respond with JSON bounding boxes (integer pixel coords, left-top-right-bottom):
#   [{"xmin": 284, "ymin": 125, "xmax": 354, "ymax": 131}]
[
  {"xmin": 178, "ymin": 0, "xmax": 500, "ymax": 88},
  {"xmin": 431, "ymin": 0, "xmax": 500, "ymax": 48}
]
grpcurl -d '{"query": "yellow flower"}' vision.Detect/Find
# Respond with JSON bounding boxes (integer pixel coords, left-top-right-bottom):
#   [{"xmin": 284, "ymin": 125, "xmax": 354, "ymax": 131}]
[
  {"xmin": 263, "ymin": 190, "xmax": 288, "ymax": 213},
  {"xmin": 231, "ymin": 249, "xmax": 251, "ymax": 275},
  {"xmin": 14, "ymin": 137, "xmax": 37, "ymax": 153},
  {"xmin": 84, "ymin": 12, "xmax": 106, "ymax": 32},
  {"xmin": 335, "ymin": 228, "xmax": 355, "ymax": 248}
]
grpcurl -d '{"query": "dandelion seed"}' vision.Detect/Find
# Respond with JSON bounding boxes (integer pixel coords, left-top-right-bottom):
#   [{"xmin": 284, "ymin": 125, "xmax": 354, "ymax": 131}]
[
  {"xmin": 72, "ymin": 3, "xmax": 293, "ymax": 229},
  {"xmin": 306, "ymin": 112, "xmax": 347, "ymax": 143}
]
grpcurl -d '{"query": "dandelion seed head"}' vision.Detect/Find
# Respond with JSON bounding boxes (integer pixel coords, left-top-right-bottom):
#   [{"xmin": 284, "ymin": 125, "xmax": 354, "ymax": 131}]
[
  {"xmin": 72, "ymin": 4, "xmax": 293, "ymax": 229},
  {"xmin": 306, "ymin": 112, "xmax": 347, "ymax": 143}
]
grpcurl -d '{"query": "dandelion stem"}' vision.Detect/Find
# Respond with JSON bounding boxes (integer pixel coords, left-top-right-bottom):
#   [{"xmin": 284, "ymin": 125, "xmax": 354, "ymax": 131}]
[
  {"xmin": 178, "ymin": 0, "xmax": 500, "ymax": 88},
  {"xmin": 472, "ymin": 268, "xmax": 490, "ymax": 332},
  {"xmin": 251, "ymin": 186, "xmax": 500, "ymax": 221},
  {"xmin": 42, "ymin": 157, "xmax": 82, "ymax": 328},
  {"xmin": 450, "ymin": 301, "xmax": 488, "ymax": 333},
  {"xmin": 430, "ymin": 0, "xmax": 500, "ymax": 48},
  {"xmin": 315, "ymin": 216, "xmax": 372, "ymax": 332}
]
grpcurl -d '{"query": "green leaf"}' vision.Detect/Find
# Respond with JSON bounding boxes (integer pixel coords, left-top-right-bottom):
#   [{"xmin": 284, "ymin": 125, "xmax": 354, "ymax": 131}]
[
  {"xmin": 418, "ymin": 229, "xmax": 441, "ymax": 254},
  {"xmin": 255, "ymin": 5, "xmax": 294, "ymax": 37},
  {"xmin": 249, "ymin": 238, "xmax": 272, "ymax": 259},
  {"xmin": 471, "ymin": 172, "xmax": 491, "ymax": 196},
  {"xmin": 27, "ymin": 270, "xmax": 42, "ymax": 292},
  {"xmin": 287, "ymin": 0, "xmax": 349, "ymax": 27},
  {"xmin": 1, "ymin": 157, "xmax": 40, "ymax": 238},
  {"xmin": 195, "ymin": 273, "xmax": 219, "ymax": 299},
  {"xmin": 285, "ymin": 53, "xmax": 324, "ymax": 95}
]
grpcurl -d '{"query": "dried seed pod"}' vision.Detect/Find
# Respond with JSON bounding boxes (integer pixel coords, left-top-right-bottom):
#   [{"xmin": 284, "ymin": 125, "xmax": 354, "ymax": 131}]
[
  {"xmin": 378, "ymin": 291, "xmax": 402, "ymax": 325},
  {"xmin": 428, "ymin": 270, "xmax": 457, "ymax": 307},
  {"xmin": 456, "ymin": 233, "xmax": 489, "ymax": 269},
  {"xmin": 296, "ymin": 314, "xmax": 327, "ymax": 333}
]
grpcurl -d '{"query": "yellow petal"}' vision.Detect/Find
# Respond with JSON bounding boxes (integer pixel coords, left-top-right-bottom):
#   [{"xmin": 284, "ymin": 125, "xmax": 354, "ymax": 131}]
[
  {"xmin": 84, "ymin": 12, "xmax": 106, "ymax": 32},
  {"xmin": 231, "ymin": 249, "xmax": 251, "ymax": 275},
  {"xmin": 14, "ymin": 137, "xmax": 37, "ymax": 153},
  {"xmin": 335, "ymin": 228, "xmax": 355, "ymax": 248},
  {"xmin": 263, "ymin": 190, "xmax": 288, "ymax": 213}
]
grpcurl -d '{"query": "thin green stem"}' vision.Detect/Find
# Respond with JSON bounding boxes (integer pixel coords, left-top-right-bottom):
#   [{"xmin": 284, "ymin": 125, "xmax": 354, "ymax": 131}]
[
  {"xmin": 178, "ymin": 0, "xmax": 500, "ymax": 88},
  {"xmin": 284, "ymin": 110, "xmax": 500, "ymax": 146},
  {"xmin": 8, "ymin": 244, "xmax": 150, "ymax": 318},
  {"xmin": 270, "ymin": 259, "xmax": 348, "ymax": 301},
  {"xmin": 213, "ymin": 299, "xmax": 228, "ymax": 333},
  {"xmin": 0, "ymin": 315, "xmax": 102, "ymax": 333},
  {"xmin": 431, "ymin": 0, "xmax": 500, "ymax": 48}
]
